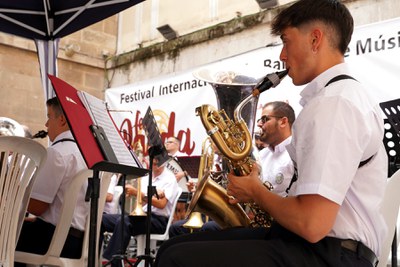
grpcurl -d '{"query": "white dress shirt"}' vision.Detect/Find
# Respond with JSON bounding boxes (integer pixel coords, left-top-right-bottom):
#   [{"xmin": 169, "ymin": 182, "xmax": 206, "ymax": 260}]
[
  {"xmin": 286, "ymin": 63, "xmax": 388, "ymax": 256},
  {"xmin": 30, "ymin": 130, "xmax": 88, "ymax": 231},
  {"xmin": 260, "ymin": 136, "xmax": 294, "ymax": 196},
  {"xmin": 140, "ymin": 167, "xmax": 180, "ymax": 218}
]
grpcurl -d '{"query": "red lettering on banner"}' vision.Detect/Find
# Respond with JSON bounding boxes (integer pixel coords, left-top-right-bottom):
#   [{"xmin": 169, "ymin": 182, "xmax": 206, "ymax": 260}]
[
  {"xmin": 117, "ymin": 110, "xmax": 195, "ymax": 157},
  {"xmin": 160, "ymin": 112, "xmax": 195, "ymax": 155}
]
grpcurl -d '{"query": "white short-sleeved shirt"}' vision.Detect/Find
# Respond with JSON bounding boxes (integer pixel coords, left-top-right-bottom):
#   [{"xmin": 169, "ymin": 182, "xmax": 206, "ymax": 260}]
[
  {"xmin": 286, "ymin": 63, "xmax": 388, "ymax": 256},
  {"xmin": 30, "ymin": 130, "xmax": 88, "ymax": 231},
  {"xmin": 140, "ymin": 167, "xmax": 180, "ymax": 218},
  {"xmin": 260, "ymin": 136, "xmax": 294, "ymax": 196},
  {"xmin": 103, "ymin": 174, "xmax": 119, "ymax": 214},
  {"xmin": 166, "ymin": 152, "xmax": 189, "ymax": 193}
]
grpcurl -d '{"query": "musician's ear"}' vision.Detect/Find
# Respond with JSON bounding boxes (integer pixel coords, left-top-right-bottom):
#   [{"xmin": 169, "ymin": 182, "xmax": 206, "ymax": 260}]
[{"xmin": 59, "ymin": 114, "xmax": 68, "ymax": 128}]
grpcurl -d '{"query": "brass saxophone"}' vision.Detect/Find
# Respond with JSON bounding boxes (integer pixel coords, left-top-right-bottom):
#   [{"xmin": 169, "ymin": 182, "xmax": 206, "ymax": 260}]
[
  {"xmin": 183, "ymin": 137, "xmax": 214, "ymax": 230},
  {"xmin": 187, "ymin": 69, "xmax": 288, "ymax": 229}
]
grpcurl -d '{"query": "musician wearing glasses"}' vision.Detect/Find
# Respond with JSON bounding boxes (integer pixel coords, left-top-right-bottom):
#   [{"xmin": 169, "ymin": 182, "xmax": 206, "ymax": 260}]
[
  {"xmin": 257, "ymin": 101, "xmax": 295, "ymax": 197},
  {"xmin": 165, "ymin": 136, "xmax": 188, "ymax": 182},
  {"xmin": 155, "ymin": 1, "xmax": 387, "ymax": 266},
  {"xmin": 169, "ymin": 101, "xmax": 295, "ymax": 237}
]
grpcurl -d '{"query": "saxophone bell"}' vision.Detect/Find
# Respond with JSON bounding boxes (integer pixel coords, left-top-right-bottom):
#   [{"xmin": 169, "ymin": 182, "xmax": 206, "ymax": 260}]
[
  {"xmin": 187, "ymin": 68, "xmax": 289, "ymax": 229},
  {"xmin": 183, "ymin": 137, "xmax": 214, "ymax": 231}
]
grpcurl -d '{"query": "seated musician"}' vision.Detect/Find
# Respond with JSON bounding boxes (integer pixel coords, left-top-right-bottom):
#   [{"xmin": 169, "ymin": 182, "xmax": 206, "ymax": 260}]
[
  {"xmin": 257, "ymin": 101, "xmax": 295, "ymax": 197},
  {"xmin": 15, "ymin": 97, "xmax": 88, "ymax": 266},
  {"xmin": 100, "ymin": 154, "xmax": 179, "ymax": 265},
  {"xmin": 103, "ymin": 174, "xmax": 120, "ymax": 215},
  {"xmin": 164, "ymin": 136, "xmax": 190, "ymax": 220}
]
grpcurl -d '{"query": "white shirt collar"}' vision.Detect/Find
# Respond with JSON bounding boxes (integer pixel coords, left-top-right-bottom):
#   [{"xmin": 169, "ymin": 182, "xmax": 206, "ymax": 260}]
[
  {"xmin": 268, "ymin": 136, "xmax": 292, "ymax": 153},
  {"xmin": 299, "ymin": 62, "xmax": 350, "ymax": 106}
]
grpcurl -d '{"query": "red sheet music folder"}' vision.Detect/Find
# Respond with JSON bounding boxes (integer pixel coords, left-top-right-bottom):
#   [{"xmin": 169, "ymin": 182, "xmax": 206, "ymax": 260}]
[{"xmin": 48, "ymin": 75, "xmax": 105, "ymax": 169}]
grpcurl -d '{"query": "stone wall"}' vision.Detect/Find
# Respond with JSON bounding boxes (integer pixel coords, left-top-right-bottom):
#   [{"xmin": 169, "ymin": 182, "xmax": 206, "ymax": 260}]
[
  {"xmin": 0, "ymin": 16, "xmax": 117, "ymax": 136},
  {"xmin": 0, "ymin": 0, "xmax": 399, "ymax": 139},
  {"xmin": 106, "ymin": 0, "xmax": 400, "ymax": 88}
]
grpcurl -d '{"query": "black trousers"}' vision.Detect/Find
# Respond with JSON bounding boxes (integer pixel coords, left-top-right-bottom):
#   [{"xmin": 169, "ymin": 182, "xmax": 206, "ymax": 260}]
[
  {"xmin": 101, "ymin": 213, "xmax": 168, "ymax": 260},
  {"xmin": 15, "ymin": 218, "xmax": 84, "ymax": 267},
  {"xmin": 155, "ymin": 223, "xmax": 374, "ymax": 267}
]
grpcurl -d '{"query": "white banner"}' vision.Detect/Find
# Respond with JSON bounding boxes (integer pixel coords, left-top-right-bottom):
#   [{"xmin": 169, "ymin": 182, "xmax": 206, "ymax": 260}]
[{"xmin": 105, "ymin": 17, "xmax": 400, "ymax": 157}]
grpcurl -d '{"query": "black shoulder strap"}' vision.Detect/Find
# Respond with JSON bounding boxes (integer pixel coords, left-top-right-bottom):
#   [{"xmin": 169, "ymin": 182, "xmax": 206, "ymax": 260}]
[
  {"xmin": 51, "ymin": 138, "xmax": 76, "ymax": 146},
  {"xmin": 325, "ymin": 74, "xmax": 357, "ymax": 87},
  {"xmin": 285, "ymin": 75, "xmax": 369, "ymax": 194},
  {"xmin": 325, "ymin": 74, "xmax": 374, "ymax": 168}
]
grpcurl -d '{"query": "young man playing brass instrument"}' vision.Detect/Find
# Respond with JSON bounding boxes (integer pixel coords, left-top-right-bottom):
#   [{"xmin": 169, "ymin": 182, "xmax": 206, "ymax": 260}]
[{"xmin": 155, "ymin": 0, "xmax": 387, "ymax": 266}]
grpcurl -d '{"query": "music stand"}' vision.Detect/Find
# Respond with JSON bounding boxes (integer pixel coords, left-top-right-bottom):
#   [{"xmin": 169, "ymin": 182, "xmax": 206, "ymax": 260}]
[
  {"xmin": 102, "ymin": 172, "xmax": 140, "ymax": 267},
  {"xmin": 380, "ymin": 99, "xmax": 400, "ymax": 267},
  {"xmin": 49, "ymin": 75, "xmax": 149, "ymax": 267},
  {"xmin": 133, "ymin": 107, "xmax": 169, "ymax": 267}
]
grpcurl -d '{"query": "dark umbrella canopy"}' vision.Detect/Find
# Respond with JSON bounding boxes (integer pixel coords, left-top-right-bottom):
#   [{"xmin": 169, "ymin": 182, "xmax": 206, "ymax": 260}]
[
  {"xmin": 0, "ymin": 0, "xmax": 144, "ymax": 40},
  {"xmin": 0, "ymin": 0, "xmax": 145, "ymax": 100}
]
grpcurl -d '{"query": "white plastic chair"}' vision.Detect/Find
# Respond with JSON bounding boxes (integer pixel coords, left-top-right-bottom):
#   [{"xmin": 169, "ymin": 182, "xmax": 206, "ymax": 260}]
[
  {"xmin": 14, "ymin": 170, "xmax": 112, "ymax": 267},
  {"xmin": 0, "ymin": 136, "xmax": 47, "ymax": 267},
  {"xmin": 377, "ymin": 169, "xmax": 400, "ymax": 267},
  {"xmin": 135, "ymin": 187, "xmax": 182, "ymax": 261}
]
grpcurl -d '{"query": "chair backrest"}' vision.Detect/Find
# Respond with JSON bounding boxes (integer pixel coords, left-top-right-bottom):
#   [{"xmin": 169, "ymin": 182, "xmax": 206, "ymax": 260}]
[
  {"xmin": 47, "ymin": 169, "xmax": 94, "ymax": 257},
  {"xmin": 0, "ymin": 136, "xmax": 47, "ymax": 267},
  {"xmin": 377, "ymin": 169, "xmax": 400, "ymax": 267},
  {"xmin": 79, "ymin": 171, "xmax": 112, "ymax": 267},
  {"xmin": 135, "ymin": 187, "xmax": 182, "ymax": 259},
  {"xmin": 152, "ymin": 187, "xmax": 183, "ymax": 241},
  {"xmin": 14, "ymin": 170, "xmax": 112, "ymax": 267},
  {"xmin": 14, "ymin": 168, "xmax": 92, "ymax": 266}
]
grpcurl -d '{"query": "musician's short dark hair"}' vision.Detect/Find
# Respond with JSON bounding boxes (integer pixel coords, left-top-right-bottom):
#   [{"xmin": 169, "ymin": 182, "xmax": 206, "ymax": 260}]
[
  {"xmin": 46, "ymin": 97, "xmax": 64, "ymax": 117},
  {"xmin": 271, "ymin": 0, "xmax": 353, "ymax": 54},
  {"xmin": 263, "ymin": 101, "xmax": 295, "ymax": 126}
]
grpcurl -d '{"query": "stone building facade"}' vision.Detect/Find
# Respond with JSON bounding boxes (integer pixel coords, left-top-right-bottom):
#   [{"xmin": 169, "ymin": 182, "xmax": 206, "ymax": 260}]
[{"xmin": 0, "ymin": 0, "xmax": 398, "ymax": 138}]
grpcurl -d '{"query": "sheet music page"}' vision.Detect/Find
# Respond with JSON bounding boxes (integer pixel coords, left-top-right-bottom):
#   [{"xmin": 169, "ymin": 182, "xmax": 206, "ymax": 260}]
[{"xmin": 77, "ymin": 91, "xmax": 141, "ymax": 168}]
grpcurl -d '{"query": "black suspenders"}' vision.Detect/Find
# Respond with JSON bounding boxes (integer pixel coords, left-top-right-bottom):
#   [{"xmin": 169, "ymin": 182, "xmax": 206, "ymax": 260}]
[
  {"xmin": 285, "ymin": 74, "xmax": 372, "ymax": 194},
  {"xmin": 51, "ymin": 138, "xmax": 76, "ymax": 146},
  {"xmin": 324, "ymin": 74, "xmax": 356, "ymax": 87}
]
